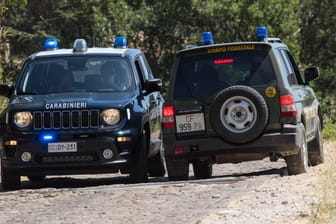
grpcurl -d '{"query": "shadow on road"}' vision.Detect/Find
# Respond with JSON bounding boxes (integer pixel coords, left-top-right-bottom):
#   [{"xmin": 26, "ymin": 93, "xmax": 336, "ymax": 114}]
[{"xmin": 0, "ymin": 165, "xmax": 288, "ymax": 191}]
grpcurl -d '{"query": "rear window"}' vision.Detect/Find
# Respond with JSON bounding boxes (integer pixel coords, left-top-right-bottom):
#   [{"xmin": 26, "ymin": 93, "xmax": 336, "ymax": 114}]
[{"xmin": 173, "ymin": 48, "xmax": 275, "ymax": 100}]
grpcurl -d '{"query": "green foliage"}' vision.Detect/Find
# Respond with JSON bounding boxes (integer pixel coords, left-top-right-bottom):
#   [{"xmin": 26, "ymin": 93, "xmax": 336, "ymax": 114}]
[
  {"xmin": 0, "ymin": 0, "xmax": 335, "ymax": 104},
  {"xmin": 323, "ymin": 123, "xmax": 336, "ymax": 141}
]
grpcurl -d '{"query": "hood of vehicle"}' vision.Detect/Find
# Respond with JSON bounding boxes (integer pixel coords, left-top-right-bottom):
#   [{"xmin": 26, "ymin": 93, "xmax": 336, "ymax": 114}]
[{"xmin": 9, "ymin": 92, "xmax": 137, "ymax": 111}]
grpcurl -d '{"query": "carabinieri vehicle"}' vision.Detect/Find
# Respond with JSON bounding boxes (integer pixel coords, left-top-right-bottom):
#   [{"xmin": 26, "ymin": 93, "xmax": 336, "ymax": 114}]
[
  {"xmin": 163, "ymin": 27, "xmax": 323, "ymax": 180},
  {"xmin": 0, "ymin": 36, "xmax": 165, "ymax": 190}
]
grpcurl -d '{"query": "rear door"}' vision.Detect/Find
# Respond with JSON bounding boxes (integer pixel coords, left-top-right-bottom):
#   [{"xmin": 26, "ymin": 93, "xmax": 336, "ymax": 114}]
[{"xmin": 277, "ymin": 49, "xmax": 316, "ymax": 138}]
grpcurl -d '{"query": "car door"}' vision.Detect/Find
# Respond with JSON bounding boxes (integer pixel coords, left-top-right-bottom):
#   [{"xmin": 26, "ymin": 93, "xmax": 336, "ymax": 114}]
[{"xmin": 135, "ymin": 54, "xmax": 162, "ymax": 155}]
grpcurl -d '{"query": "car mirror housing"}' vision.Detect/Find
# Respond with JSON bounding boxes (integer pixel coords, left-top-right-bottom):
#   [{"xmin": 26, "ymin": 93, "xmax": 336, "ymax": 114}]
[
  {"xmin": 304, "ymin": 67, "xmax": 320, "ymax": 84},
  {"xmin": 0, "ymin": 83, "xmax": 14, "ymax": 98},
  {"xmin": 145, "ymin": 78, "xmax": 162, "ymax": 93}
]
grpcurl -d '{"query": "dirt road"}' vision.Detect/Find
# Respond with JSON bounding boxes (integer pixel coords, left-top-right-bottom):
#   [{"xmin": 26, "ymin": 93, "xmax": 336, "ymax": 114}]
[{"xmin": 0, "ymin": 142, "xmax": 334, "ymax": 224}]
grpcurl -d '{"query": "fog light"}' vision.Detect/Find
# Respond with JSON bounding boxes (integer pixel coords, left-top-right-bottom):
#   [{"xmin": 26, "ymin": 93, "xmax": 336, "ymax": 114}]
[
  {"xmin": 21, "ymin": 152, "xmax": 32, "ymax": 162},
  {"xmin": 117, "ymin": 136, "xmax": 132, "ymax": 142},
  {"xmin": 103, "ymin": 149, "xmax": 113, "ymax": 159},
  {"xmin": 5, "ymin": 140, "xmax": 17, "ymax": 146}
]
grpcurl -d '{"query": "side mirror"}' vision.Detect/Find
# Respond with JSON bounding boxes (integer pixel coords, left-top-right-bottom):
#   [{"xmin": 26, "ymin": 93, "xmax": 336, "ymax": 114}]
[
  {"xmin": 304, "ymin": 67, "xmax": 320, "ymax": 84},
  {"xmin": 0, "ymin": 84, "xmax": 13, "ymax": 98},
  {"xmin": 145, "ymin": 78, "xmax": 162, "ymax": 93}
]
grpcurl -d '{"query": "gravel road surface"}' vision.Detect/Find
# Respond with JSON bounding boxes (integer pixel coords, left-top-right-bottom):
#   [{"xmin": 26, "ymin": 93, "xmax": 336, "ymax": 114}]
[{"xmin": 1, "ymin": 142, "xmax": 334, "ymax": 224}]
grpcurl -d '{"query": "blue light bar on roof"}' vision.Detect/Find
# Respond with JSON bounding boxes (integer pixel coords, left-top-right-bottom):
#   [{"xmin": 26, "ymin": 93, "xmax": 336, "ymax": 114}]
[
  {"xmin": 114, "ymin": 35, "xmax": 128, "ymax": 48},
  {"xmin": 201, "ymin": 32, "xmax": 214, "ymax": 45},
  {"xmin": 44, "ymin": 38, "xmax": 59, "ymax": 50},
  {"xmin": 256, "ymin": 27, "xmax": 268, "ymax": 41}
]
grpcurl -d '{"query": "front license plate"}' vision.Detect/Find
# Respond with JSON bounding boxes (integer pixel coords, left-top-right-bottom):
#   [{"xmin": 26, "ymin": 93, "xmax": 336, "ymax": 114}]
[
  {"xmin": 48, "ymin": 142, "xmax": 77, "ymax": 153},
  {"xmin": 175, "ymin": 113, "xmax": 205, "ymax": 133}
]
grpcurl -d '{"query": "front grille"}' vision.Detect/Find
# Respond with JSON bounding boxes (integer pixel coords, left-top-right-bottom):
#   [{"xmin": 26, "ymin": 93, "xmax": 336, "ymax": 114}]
[{"xmin": 33, "ymin": 110, "xmax": 99, "ymax": 130}]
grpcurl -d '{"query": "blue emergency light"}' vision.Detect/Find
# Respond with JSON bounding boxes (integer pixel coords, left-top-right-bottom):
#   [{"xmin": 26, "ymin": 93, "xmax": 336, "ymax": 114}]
[
  {"xmin": 40, "ymin": 133, "xmax": 56, "ymax": 142},
  {"xmin": 44, "ymin": 38, "xmax": 59, "ymax": 50},
  {"xmin": 256, "ymin": 27, "xmax": 268, "ymax": 41},
  {"xmin": 114, "ymin": 35, "xmax": 128, "ymax": 48},
  {"xmin": 201, "ymin": 32, "xmax": 214, "ymax": 45}
]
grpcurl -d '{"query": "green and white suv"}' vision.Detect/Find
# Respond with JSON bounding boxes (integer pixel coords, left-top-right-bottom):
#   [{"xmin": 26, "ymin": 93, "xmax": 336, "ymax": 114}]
[{"xmin": 163, "ymin": 27, "xmax": 323, "ymax": 180}]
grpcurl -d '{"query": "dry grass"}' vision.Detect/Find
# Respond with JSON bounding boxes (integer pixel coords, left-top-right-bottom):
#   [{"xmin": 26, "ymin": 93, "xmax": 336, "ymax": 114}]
[{"xmin": 308, "ymin": 141, "xmax": 336, "ymax": 224}]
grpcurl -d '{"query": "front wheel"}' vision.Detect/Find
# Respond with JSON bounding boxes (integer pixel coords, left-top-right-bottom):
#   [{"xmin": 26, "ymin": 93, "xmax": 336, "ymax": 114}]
[
  {"xmin": 148, "ymin": 150, "xmax": 165, "ymax": 177},
  {"xmin": 285, "ymin": 124, "xmax": 309, "ymax": 175},
  {"xmin": 129, "ymin": 131, "xmax": 148, "ymax": 183},
  {"xmin": 308, "ymin": 118, "xmax": 324, "ymax": 166},
  {"xmin": 1, "ymin": 162, "xmax": 20, "ymax": 190}
]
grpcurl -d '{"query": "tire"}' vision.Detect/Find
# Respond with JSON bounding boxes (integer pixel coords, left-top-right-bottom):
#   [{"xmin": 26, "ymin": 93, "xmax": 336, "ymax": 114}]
[
  {"xmin": 210, "ymin": 85, "xmax": 269, "ymax": 144},
  {"xmin": 166, "ymin": 158, "xmax": 189, "ymax": 181},
  {"xmin": 308, "ymin": 118, "xmax": 324, "ymax": 166},
  {"xmin": 148, "ymin": 150, "xmax": 166, "ymax": 177},
  {"xmin": 285, "ymin": 124, "xmax": 309, "ymax": 175},
  {"xmin": 28, "ymin": 175, "xmax": 46, "ymax": 182},
  {"xmin": 129, "ymin": 131, "xmax": 148, "ymax": 183},
  {"xmin": 1, "ymin": 162, "xmax": 20, "ymax": 190},
  {"xmin": 192, "ymin": 161, "xmax": 213, "ymax": 179}
]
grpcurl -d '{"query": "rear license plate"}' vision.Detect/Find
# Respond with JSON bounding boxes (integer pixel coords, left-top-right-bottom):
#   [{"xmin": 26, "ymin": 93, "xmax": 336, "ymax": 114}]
[
  {"xmin": 175, "ymin": 113, "xmax": 205, "ymax": 133},
  {"xmin": 48, "ymin": 142, "xmax": 77, "ymax": 153}
]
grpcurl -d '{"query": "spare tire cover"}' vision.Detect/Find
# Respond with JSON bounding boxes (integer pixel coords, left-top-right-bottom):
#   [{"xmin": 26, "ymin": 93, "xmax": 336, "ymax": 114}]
[{"xmin": 210, "ymin": 85, "xmax": 269, "ymax": 144}]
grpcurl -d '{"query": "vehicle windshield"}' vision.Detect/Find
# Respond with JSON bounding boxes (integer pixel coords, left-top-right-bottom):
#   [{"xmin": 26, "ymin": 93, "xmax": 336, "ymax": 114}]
[
  {"xmin": 17, "ymin": 56, "xmax": 135, "ymax": 94},
  {"xmin": 174, "ymin": 49, "xmax": 276, "ymax": 100}
]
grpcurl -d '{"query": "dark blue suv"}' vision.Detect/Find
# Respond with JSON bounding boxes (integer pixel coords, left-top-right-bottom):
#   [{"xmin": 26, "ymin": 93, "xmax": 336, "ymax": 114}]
[{"xmin": 0, "ymin": 37, "xmax": 165, "ymax": 190}]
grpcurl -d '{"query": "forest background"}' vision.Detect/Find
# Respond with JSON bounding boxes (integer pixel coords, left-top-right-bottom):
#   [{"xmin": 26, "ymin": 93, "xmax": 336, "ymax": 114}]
[{"xmin": 0, "ymin": 0, "xmax": 335, "ymax": 130}]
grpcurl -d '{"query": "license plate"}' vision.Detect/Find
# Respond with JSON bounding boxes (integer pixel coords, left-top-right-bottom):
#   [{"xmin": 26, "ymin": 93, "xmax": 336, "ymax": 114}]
[
  {"xmin": 175, "ymin": 113, "xmax": 205, "ymax": 133},
  {"xmin": 48, "ymin": 142, "xmax": 77, "ymax": 153}
]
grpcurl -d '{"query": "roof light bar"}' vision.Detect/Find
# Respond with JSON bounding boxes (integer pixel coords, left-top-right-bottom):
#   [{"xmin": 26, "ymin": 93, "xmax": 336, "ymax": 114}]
[
  {"xmin": 44, "ymin": 38, "xmax": 59, "ymax": 50},
  {"xmin": 114, "ymin": 35, "xmax": 128, "ymax": 48},
  {"xmin": 73, "ymin": 39, "xmax": 88, "ymax": 52},
  {"xmin": 202, "ymin": 32, "xmax": 214, "ymax": 45},
  {"xmin": 256, "ymin": 27, "xmax": 268, "ymax": 42}
]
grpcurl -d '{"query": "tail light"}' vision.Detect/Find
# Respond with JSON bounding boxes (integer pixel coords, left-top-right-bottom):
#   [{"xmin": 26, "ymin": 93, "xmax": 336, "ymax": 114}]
[
  {"xmin": 280, "ymin": 94, "xmax": 297, "ymax": 117},
  {"xmin": 163, "ymin": 105, "xmax": 175, "ymax": 128}
]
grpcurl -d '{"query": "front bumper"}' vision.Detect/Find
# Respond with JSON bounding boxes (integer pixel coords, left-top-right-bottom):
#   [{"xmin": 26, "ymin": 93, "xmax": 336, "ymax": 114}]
[
  {"xmin": 1, "ymin": 134, "xmax": 140, "ymax": 176},
  {"xmin": 164, "ymin": 124, "xmax": 302, "ymax": 162}
]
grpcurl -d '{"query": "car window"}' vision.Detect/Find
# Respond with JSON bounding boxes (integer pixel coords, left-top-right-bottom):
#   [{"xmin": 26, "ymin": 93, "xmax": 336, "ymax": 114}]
[
  {"xmin": 17, "ymin": 57, "xmax": 135, "ymax": 94},
  {"xmin": 173, "ymin": 49, "xmax": 276, "ymax": 100},
  {"xmin": 139, "ymin": 54, "xmax": 154, "ymax": 79},
  {"xmin": 278, "ymin": 49, "xmax": 303, "ymax": 85}
]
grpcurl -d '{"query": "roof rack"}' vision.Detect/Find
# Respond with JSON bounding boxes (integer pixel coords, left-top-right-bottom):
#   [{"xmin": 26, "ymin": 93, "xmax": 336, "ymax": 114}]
[{"xmin": 264, "ymin": 38, "xmax": 282, "ymax": 43}]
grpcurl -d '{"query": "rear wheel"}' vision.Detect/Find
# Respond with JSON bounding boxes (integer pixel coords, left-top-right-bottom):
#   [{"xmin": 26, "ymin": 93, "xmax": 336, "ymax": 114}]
[
  {"xmin": 166, "ymin": 158, "xmax": 189, "ymax": 181},
  {"xmin": 308, "ymin": 118, "xmax": 324, "ymax": 166},
  {"xmin": 129, "ymin": 131, "xmax": 148, "ymax": 183},
  {"xmin": 1, "ymin": 162, "xmax": 20, "ymax": 190},
  {"xmin": 192, "ymin": 161, "xmax": 213, "ymax": 179},
  {"xmin": 285, "ymin": 124, "xmax": 309, "ymax": 175},
  {"xmin": 28, "ymin": 175, "xmax": 46, "ymax": 182}
]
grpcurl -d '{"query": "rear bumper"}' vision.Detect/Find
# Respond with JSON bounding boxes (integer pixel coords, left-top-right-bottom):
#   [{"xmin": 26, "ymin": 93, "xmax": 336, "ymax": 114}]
[{"xmin": 163, "ymin": 124, "xmax": 302, "ymax": 162}]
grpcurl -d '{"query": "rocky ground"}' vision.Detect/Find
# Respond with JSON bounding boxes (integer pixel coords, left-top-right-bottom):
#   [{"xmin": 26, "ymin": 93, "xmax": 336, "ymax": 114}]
[{"xmin": 0, "ymin": 142, "xmax": 335, "ymax": 224}]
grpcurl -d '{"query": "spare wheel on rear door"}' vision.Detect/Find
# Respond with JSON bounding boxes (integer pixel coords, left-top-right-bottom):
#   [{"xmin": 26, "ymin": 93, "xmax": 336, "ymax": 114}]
[{"xmin": 210, "ymin": 85, "xmax": 269, "ymax": 144}]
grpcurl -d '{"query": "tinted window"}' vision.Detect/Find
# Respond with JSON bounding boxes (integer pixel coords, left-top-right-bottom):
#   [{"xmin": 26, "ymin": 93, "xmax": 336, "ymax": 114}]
[
  {"xmin": 17, "ymin": 57, "xmax": 135, "ymax": 94},
  {"xmin": 174, "ymin": 50, "xmax": 275, "ymax": 100}
]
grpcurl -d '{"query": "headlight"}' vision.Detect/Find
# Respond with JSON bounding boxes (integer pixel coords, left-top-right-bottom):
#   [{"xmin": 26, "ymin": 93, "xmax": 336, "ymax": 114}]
[
  {"xmin": 101, "ymin": 109, "xmax": 120, "ymax": 125},
  {"xmin": 14, "ymin": 112, "xmax": 33, "ymax": 128}
]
